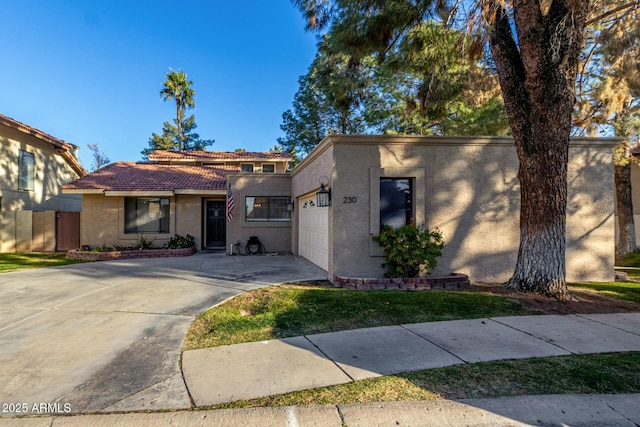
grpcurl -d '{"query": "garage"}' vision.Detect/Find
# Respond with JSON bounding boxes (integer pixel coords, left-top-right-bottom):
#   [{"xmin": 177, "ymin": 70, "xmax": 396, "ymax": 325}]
[{"xmin": 298, "ymin": 194, "xmax": 329, "ymax": 271}]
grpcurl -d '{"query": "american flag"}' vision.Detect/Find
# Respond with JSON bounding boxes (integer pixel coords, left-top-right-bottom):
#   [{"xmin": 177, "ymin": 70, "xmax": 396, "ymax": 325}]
[{"xmin": 226, "ymin": 183, "xmax": 235, "ymax": 222}]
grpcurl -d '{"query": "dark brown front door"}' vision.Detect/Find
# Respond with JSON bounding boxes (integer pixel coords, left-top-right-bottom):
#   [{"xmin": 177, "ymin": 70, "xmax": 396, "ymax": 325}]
[{"xmin": 206, "ymin": 201, "xmax": 226, "ymax": 248}]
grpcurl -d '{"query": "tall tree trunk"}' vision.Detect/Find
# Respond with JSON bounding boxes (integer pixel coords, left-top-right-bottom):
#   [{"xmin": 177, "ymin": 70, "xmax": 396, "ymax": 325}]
[
  {"xmin": 615, "ymin": 162, "xmax": 636, "ymax": 255},
  {"xmin": 176, "ymin": 102, "xmax": 183, "ymax": 151},
  {"xmin": 488, "ymin": 1, "xmax": 588, "ymax": 300}
]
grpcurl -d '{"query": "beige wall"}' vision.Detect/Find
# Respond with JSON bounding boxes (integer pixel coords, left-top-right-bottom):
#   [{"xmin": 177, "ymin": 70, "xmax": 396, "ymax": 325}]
[
  {"xmin": 566, "ymin": 143, "xmax": 616, "ymax": 280},
  {"xmin": 81, "ymin": 194, "xmax": 220, "ymax": 250},
  {"xmin": 295, "ymin": 135, "xmax": 616, "ymax": 283},
  {"xmin": 226, "ymin": 174, "xmax": 292, "ymax": 254},
  {"xmin": 627, "ymin": 164, "xmax": 640, "ymax": 244},
  {"xmin": 175, "ymin": 195, "xmax": 205, "ymax": 248},
  {"xmin": 0, "ymin": 125, "xmax": 82, "ymax": 213},
  {"xmin": 80, "ymin": 195, "xmax": 121, "ymax": 248}
]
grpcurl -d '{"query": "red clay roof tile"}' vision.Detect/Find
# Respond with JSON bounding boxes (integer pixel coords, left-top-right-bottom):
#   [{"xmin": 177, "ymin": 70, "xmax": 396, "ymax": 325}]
[{"xmin": 62, "ymin": 162, "xmax": 238, "ymax": 192}]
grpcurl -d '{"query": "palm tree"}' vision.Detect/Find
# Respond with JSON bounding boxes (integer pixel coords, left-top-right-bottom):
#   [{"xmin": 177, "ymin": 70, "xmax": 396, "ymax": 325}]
[{"xmin": 160, "ymin": 69, "xmax": 195, "ymax": 151}]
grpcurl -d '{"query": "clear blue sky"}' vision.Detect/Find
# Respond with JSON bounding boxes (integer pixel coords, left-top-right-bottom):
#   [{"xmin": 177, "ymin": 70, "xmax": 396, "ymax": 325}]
[{"xmin": 1, "ymin": 1, "xmax": 317, "ymax": 169}]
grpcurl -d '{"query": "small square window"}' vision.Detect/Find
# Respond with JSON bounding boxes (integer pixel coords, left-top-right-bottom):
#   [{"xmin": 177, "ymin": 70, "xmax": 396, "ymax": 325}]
[
  {"xmin": 262, "ymin": 164, "xmax": 275, "ymax": 173},
  {"xmin": 241, "ymin": 163, "xmax": 254, "ymax": 173}
]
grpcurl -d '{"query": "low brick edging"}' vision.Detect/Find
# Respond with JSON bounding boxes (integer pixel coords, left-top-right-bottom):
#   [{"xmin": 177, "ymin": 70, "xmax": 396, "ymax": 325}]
[
  {"xmin": 331, "ymin": 273, "xmax": 470, "ymax": 290},
  {"xmin": 66, "ymin": 246, "xmax": 197, "ymax": 261}
]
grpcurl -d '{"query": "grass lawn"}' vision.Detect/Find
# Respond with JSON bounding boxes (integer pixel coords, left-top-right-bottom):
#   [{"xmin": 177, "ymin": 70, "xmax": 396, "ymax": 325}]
[
  {"xmin": 615, "ymin": 251, "xmax": 640, "ymax": 268},
  {"xmin": 208, "ymin": 352, "xmax": 640, "ymax": 409},
  {"xmin": 0, "ymin": 252, "xmax": 86, "ymax": 272},
  {"xmin": 183, "ymin": 282, "xmax": 541, "ymax": 350},
  {"xmin": 184, "ymin": 278, "xmax": 640, "ymax": 408},
  {"xmin": 570, "ymin": 281, "xmax": 640, "ymax": 304}
]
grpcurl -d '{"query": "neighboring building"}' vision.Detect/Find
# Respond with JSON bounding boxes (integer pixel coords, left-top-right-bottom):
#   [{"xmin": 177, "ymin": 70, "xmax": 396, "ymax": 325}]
[
  {"xmin": 61, "ymin": 151, "xmax": 292, "ymax": 251},
  {"xmin": 0, "ymin": 114, "xmax": 86, "ymax": 252},
  {"xmin": 63, "ymin": 135, "xmax": 617, "ymax": 283}
]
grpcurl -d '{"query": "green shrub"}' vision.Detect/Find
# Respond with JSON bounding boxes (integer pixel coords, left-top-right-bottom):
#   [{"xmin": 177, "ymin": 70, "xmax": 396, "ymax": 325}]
[
  {"xmin": 164, "ymin": 234, "xmax": 195, "ymax": 249},
  {"xmin": 111, "ymin": 242, "xmax": 129, "ymax": 251},
  {"xmin": 133, "ymin": 234, "xmax": 154, "ymax": 250},
  {"xmin": 372, "ymin": 222, "xmax": 444, "ymax": 278}
]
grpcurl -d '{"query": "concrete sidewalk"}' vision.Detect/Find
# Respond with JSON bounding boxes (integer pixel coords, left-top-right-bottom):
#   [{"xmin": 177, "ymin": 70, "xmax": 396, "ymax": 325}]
[
  {"xmin": 182, "ymin": 313, "xmax": 640, "ymax": 406},
  {"xmin": 1, "ymin": 394, "xmax": 639, "ymax": 426},
  {"xmin": 2, "ymin": 313, "xmax": 640, "ymax": 426}
]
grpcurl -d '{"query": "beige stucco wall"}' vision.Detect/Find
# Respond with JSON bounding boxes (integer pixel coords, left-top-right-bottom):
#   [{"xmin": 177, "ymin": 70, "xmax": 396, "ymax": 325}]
[
  {"xmin": 627, "ymin": 163, "xmax": 640, "ymax": 244},
  {"xmin": 174, "ymin": 195, "xmax": 205, "ymax": 248},
  {"xmin": 0, "ymin": 125, "xmax": 82, "ymax": 213},
  {"xmin": 566, "ymin": 143, "xmax": 616, "ymax": 280},
  {"xmin": 81, "ymin": 194, "xmax": 218, "ymax": 250},
  {"xmin": 80, "ymin": 195, "xmax": 121, "ymax": 248},
  {"xmin": 298, "ymin": 135, "xmax": 615, "ymax": 283},
  {"xmin": 226, "ymin": 173, "xmax": 292, "ymax": 254}
]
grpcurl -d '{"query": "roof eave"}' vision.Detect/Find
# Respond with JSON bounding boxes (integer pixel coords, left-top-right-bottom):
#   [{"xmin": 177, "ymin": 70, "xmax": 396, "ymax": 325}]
[
  {"xmin": 174, "ymin": 189, "xmax": 226, "ymax": 195},
  {"xmin": 61, "ymin": 188, "xmax": 104, "ymax": 194}
]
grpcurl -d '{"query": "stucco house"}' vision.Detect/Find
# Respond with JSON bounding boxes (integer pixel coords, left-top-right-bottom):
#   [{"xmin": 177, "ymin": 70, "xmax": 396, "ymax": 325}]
[
  {"xmin": 63, "ymin": 135, "xmax": 618, "ymax": 284},
  {"xmin": 61, "ymin": 151, "xmax": 293, "ymax": 251},
  {"xmin": 0, "ymin": 114, "xmax": 86, "ymax": 252}
]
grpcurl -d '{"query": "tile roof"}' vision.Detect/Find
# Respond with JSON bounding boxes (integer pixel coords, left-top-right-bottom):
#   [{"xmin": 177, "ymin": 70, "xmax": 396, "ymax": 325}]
[
  {"xmin": 62, "ymin": 162, "xmax": 238, "ymax": 193},
  {"xmin": 147, "ymin": 150, "xmax": 293, "ymax": 161}
]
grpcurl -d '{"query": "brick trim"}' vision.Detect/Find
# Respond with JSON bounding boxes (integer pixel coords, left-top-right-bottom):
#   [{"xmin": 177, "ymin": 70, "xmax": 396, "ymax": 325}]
[
  {"xmin": 332, "ymin": 273, "xmax": 470, "ymax": 290},
  {"xmin": 66, "ymin": 246, "xmax": 197, "ymax": 261}
]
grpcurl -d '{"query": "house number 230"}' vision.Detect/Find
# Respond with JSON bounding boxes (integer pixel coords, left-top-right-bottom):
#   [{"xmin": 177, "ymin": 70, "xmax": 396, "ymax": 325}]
[{"xmin": 343, "ymin": 196, "xmax": 357, "ymax": 203}]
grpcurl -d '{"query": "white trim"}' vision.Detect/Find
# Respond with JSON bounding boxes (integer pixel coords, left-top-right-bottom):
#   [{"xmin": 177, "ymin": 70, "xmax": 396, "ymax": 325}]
[
  {"xmin": 105, "ymin": 191, "xmax": 174, "ymax": 197},
  {"xmin": 174, "ymin": 189, "xmax": 226, "ymax": 195},
  {"xmin": 61, "ymin": 188, "xmax": 104, "ymax": 194}
]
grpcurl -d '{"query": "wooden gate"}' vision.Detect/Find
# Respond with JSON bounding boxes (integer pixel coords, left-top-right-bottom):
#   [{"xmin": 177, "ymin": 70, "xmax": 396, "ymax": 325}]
[{"xmin": 56, "ymin": 211, "xmax": 80, "ymax": 251}]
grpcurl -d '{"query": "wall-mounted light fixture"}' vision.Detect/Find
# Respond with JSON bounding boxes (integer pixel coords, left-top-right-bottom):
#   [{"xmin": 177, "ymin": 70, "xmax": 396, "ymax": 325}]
[
  {"xmin": 316, "ymin": 176, "xmax": 331, "ymax": 207},
  {"xmin": 286, "ymin": 198, "xmax": 294, "ymax": 212}
]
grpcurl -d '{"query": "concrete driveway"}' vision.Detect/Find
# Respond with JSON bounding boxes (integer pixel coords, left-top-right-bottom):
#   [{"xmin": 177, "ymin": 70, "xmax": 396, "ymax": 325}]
[{"xmin": 0, "ymin": 252, "xmax": 325, "ymax": 415}]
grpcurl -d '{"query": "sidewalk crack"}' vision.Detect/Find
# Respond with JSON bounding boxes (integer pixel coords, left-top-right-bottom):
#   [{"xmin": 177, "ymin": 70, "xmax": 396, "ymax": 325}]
[
  {"xmin": 602, "ymin": 398, "xmax": 639, "ymax": 426},
  {"xmin": 399, "ymin": 324, "xmax": 468, "ymax": 364},
  {"xmin": 302, "ymin": 335, "xmax": 355, "ymax": 382},
  {"xmin": 335, "ymin": 404, "xmax": 347, "ymax": 426}
]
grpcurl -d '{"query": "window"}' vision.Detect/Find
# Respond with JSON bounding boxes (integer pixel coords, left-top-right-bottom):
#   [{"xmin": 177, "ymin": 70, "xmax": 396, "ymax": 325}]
[
  {"xmin": 125, "ymin": 197, "xmax": 170, "ymax": 234},
  {"xmin": 262, "ymin": 164, "xmax": 275, "ymax": 173},
  {"xmin": 380, "ymin": 178, "xmax": 412, "ymax": 231},
  {"xmin": 19, "ymin": 150, "xmax": 35, "ymax": 191},
  {"xmin": 241, "ymin": 163, "xmax": 254, "ymax": 173},
  {"xmin": 245, "ymin": 196, "xmax": 291, "ymax": 222}
]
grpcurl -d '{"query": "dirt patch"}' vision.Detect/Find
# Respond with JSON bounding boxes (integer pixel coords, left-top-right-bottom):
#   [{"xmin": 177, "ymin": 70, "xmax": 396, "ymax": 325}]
[{"xmin": 469, "ymin": 283, "xmax": 640, "ymax": 315}]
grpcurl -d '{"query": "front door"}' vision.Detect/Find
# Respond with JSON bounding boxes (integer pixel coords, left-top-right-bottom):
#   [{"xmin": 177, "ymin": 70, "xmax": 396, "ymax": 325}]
[{"xmin": 206, "ymin": 200, "xmax": 226, "ymax": 248}]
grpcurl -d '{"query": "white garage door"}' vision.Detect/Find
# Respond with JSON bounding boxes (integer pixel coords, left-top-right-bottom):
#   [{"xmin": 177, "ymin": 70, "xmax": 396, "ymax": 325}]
[{"xmin": 298, "ymin": 194, "xmax": 329, "ymax": 271}]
